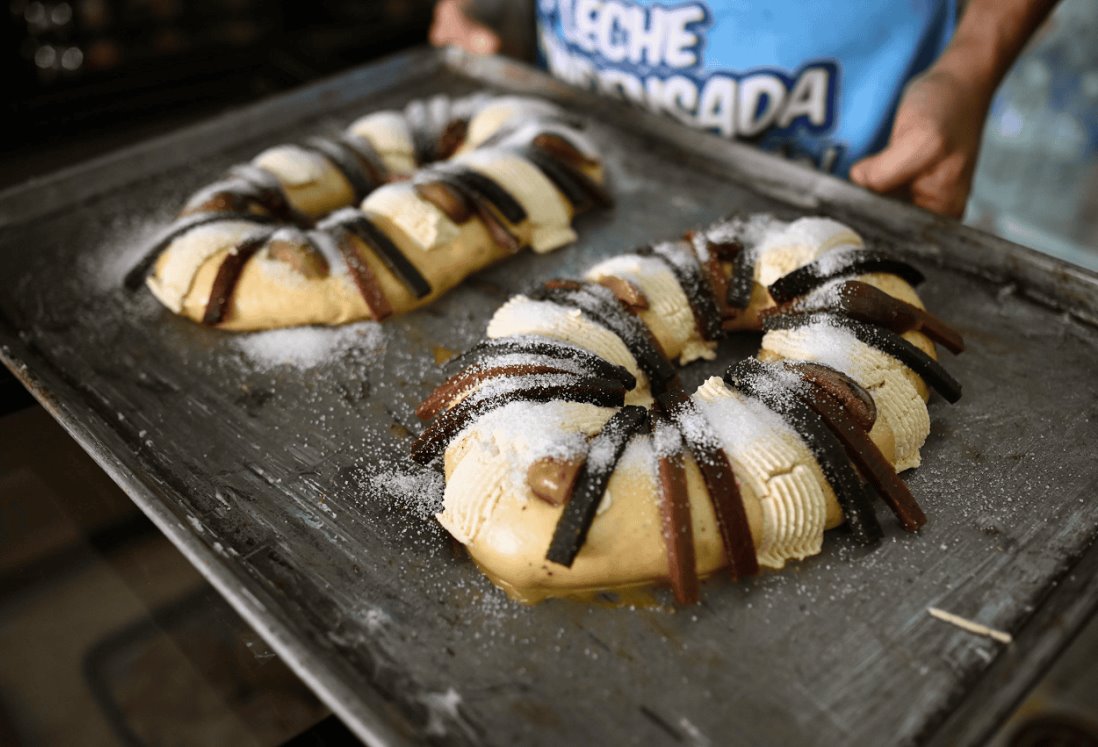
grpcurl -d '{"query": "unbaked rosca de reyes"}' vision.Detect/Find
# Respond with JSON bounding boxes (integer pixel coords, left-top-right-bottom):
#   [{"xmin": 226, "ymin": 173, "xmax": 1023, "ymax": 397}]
[
  {"xmin": 126, "ymin": 93, "xmax": 611, "ymax": 330},
  {"xmin": 412, "ymin": 215, "xmax": 965, "ymax": 604}
]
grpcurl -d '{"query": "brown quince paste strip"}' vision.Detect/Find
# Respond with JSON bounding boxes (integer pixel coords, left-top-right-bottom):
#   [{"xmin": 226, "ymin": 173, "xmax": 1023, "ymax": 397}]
[
  {"xmin": 696, "ymin": 233, "xmax": 744, "ymax": 261},
  {"xmin": 433, "ymin": 165, "xmax": 527, "ymax": 224},
  {"xmin": 784, "ymin": 363, "xmax": 926, "ymax": 531},
  {"xmin": 338, "ymin": 133, "xmax": 390, "ymax": 188},
  {"xmin": 762, "ymin": 312, "xmax": 963, "ymax": 403},
  {"xmin": 686, "ymin": 231, "xmax": 737, "ymax": 321},
  {"xmin": 226, "ymin": 164, "xmax": 310, "ymax": 225},
  {"xmin": 267, "ymin": 233, "xmax": 330, "ymax": 279},
  {"xmin": 443, "ymin": 336, "xmax": 637, "ymax": 390},
  {"xmin": 638, "ymin": 242, "xmax": 723, "ymax": 341},
  {"xmin": 413, "ymin": 179, "xmax": 474, "ymax": 224},
  {"xmin": 124, "ymin": 211, "xmax": 277, "ymax": 291},
  {"xmin": 724, "ymin": 358, "xmax": 883, "ymax": 546},
  {"xmin": 517, "ymin": 145, "xmax": 613, "ymax": 211},
  {"xmin": 767, "ymin": 248, "xmax": 925, "ymax": 304},
  {"xmin": 778, "ymin": 280, "xmax": 965, "ymax": 354},
  {"xmin": 412, "ymin": 375, "xmax": 628, "ymax": 465},
  {"xmin": 784, "ymin": 361, "xmax": 876, "ymax": 432},
  {"xmin": 546, "ymin": 405, "xmax": 649, "ymax": 567},
  {"xmin": 181, "ymin": 187, "xmax": 254, "ymax": 217},
  {"xmin": 652, "ymin": 411, "xmax": 699, "ymax": 605},
  {"xmin": 436, "ymin": 119, "xmax": 469, "ymax": 161},
  {"xmin": 339, "ymin": 213, "xmax": 433, "ymax": 298},
  {"xmin": 416, "ymin": 363, "xmax": 580, "ymax": 420},
  {"xmin": 657, "ymin": 387, "xmax": 759, "ymax": 580},
  {"xmin": 596, "ymin": 275, "xmax": 649, "ymax": 310},
  {"xmin": 532, "ymin": 132, "xmax": 598, "ymax": 169},
  {"xmin": 332, "ymin": 226, "xmax": 393, "ymax": 321},
  {"xmin": 420, "ymin": 171, "xmax": 522, "ymax": 253},
  {"xmin": 202, "ymin": 231, "xmax": 274, "ymax": 325}
]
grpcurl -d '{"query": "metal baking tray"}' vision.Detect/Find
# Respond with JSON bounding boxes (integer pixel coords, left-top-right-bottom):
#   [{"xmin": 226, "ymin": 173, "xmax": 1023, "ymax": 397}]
[{"xmin": 3, "ymin": 48, "xmax": 1098, "ymax": 746}]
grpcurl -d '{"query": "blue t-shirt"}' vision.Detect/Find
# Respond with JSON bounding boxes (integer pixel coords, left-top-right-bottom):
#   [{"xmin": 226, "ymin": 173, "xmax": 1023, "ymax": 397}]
[{"xmin": 536, "ymin": 0, "xmax": 956, "ymax": 175}]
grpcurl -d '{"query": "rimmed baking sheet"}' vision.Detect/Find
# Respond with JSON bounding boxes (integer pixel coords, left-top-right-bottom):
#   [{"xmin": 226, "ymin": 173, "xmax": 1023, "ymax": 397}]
[{"xmin": 3, "ymin": 47, "xmax": 1098, "ymax": 746}]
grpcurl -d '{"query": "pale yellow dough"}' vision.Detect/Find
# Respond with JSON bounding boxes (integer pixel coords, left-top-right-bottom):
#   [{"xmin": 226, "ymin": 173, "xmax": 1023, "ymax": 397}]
[
  {"xmin": 432, "ymin": 216, "xmax": 952, "ymax": 601},
  {"xmin": 145, "ymin": 95, "xmax": 604, "ymax": 331}
]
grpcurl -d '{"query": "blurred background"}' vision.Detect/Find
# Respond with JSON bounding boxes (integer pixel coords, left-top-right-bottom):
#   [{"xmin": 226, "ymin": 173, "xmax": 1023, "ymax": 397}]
[
  {"xmin": 1, "ymin": 0, "xmax": 1096, "ymax": 745},
  {"xmin": 2, "ymin": 0, "xmax": 437, "ymax": 181},
  {"xmin": 4, "ymin": 0, "xmax": 1097, "ymax": 267},
  {"xmin": 965, "ymin": 0, "xmax": 1098, "ymax": 271}
]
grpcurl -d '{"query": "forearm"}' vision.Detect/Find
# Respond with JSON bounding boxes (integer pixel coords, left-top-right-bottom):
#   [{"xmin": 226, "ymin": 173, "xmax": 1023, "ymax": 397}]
[{"xmin": 934, "ymin": 0, "xmax": 1058, "ymax": 98}]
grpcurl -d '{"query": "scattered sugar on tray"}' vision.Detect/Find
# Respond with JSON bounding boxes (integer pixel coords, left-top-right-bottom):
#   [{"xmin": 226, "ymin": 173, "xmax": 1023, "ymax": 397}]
[
  {"xmin": 233, "ymin": 320, "xmax": 385, "ymax": 371},
  {"xmin": 996, "ymin": 282, "xmax": 1017, "ymax": 302},
  {"xmin": 375, "ymin": 464, "xmax": 445, "ymax": 520},
  {"xmin": 419, "ymin": 687, "xmax": 466, "ymax": 738},
  {"xmin": 86, "ymin": 213, "xmax": 175, "ymax": 292}
]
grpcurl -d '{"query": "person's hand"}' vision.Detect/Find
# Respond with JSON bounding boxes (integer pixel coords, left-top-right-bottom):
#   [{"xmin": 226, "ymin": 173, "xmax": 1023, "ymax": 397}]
[
  {"xmin": 430, "ymin": 0, "xmax": 502, "ymax": 55},
  {"xmin": 850, "ymin": 68, "xmax": 993, "ymax": 218}
]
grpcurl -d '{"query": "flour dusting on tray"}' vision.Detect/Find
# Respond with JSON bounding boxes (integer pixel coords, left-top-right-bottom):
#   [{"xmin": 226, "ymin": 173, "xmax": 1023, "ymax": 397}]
[{"xmin": 233, "ymin": 321, "xmax": 385, "ymax": 370}]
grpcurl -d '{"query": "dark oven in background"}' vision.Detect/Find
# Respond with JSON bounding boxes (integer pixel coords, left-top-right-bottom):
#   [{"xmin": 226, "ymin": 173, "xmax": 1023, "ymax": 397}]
[{"xmin": 3, "ymin": 0, "xmax": 435, "ymax": 165}]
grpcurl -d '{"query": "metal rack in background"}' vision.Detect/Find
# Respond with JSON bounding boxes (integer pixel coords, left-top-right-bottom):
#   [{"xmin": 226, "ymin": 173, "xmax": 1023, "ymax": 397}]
[{"xmin": 4, "ymin": 0, "xmax": 435, "ymax": 138}]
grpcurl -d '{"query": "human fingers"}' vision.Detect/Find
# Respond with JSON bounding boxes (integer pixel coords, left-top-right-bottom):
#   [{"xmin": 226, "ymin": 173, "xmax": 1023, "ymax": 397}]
[
  {"xmin": 429, "ymin": 0, "xmax": 502, "ymax": 54},
  {"xmin": 849, "ymin": 125, "xmax": 946, "ymax": 196},
  {"xmin": 909, "ymin": 161, "xmax": 972, "ymax": 218}
]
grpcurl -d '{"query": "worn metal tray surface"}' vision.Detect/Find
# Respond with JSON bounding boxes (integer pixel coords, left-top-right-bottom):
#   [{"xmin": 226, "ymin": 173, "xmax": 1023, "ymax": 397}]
[{"xmin": 3, "ymin": 48, "xmax": 1098, "ymax": 746}]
